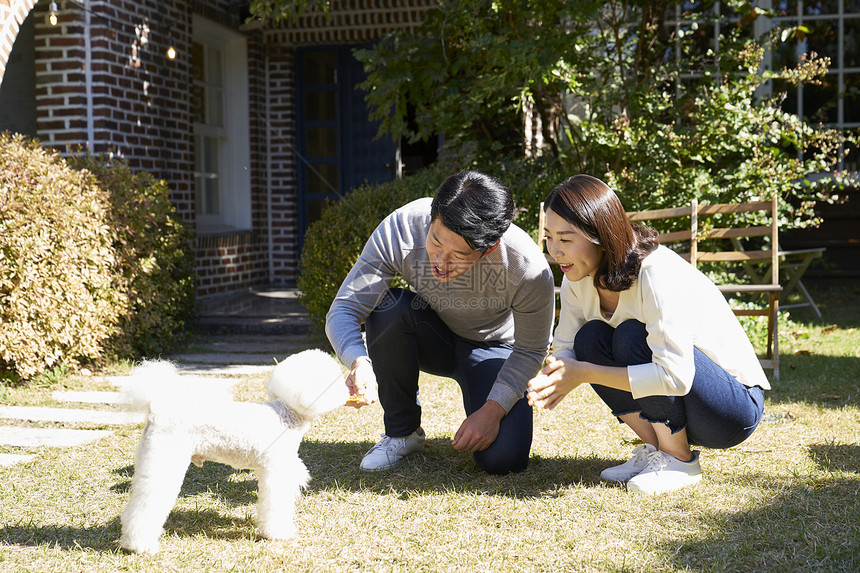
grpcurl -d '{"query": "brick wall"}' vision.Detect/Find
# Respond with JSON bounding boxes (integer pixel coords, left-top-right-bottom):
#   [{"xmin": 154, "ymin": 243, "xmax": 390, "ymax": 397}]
[
  {"xmin": 265, "ymin": 44, "xmax": 299, "ymax": 285},
  {"xmin": 14, "ymin": 0, "xmax": 436, "ymax": 301},
  {"xmin": 29, "ymin": 0, "xmax": 272, "ymax": 299},
  {"xmin": 195, "ymin": 232, "xmax": 270, "ymax": 296}
]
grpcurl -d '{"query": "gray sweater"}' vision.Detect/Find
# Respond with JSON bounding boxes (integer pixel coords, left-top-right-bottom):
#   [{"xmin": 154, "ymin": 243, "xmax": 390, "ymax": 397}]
[{"xmin": 325, "ymin": 197, "xmax": 555, "ymax": 412}]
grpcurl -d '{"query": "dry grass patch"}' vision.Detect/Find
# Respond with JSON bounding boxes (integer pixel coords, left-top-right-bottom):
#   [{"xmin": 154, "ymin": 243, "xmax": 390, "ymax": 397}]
[{"xmin": 1, "ymin": 287, "xmax": 858, "ymax": 571}]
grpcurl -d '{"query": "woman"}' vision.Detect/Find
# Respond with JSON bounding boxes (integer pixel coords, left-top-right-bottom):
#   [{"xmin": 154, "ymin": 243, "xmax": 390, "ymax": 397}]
[{"xmin": 527, "ymin": 175, "xmax": 769, "ymax": 495}]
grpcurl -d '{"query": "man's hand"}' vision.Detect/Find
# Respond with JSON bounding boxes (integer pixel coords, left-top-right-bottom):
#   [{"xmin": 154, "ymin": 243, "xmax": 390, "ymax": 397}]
[
  {"xmin": 452, "ymin": 400, "xmax": 505, "ymax": 452},
  {"xmin": 345, "ymin": 356, "xmax": 378, "ymax": 408}
]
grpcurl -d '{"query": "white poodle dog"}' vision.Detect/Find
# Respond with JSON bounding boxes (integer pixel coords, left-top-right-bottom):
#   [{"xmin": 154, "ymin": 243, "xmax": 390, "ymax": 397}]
[{"xmin": 119, "ymin": 349, "xmax": 348, "ymax": 553}]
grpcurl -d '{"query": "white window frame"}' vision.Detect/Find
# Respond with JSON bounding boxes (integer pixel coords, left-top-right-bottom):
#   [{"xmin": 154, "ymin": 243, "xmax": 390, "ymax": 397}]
[
  {"xmin": 664, "ymin": 0, "xmax": 858, "ymax": 172},
  {"xmin": 192, "ymin": 15, "xmax": 251, "ymax": 233}
]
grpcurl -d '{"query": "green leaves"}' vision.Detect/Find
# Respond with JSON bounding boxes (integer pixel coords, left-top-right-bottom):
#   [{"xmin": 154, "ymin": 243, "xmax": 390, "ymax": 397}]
[
  {"xmin": 0, "ymin": 134, "xmax": 195, "ymax": 381},
  {"xmin": 350, "ymin": 0, "xmax": 854, "ymax": 231}
]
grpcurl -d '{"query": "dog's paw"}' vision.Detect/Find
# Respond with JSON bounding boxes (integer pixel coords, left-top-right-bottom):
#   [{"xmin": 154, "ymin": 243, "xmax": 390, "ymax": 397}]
[
  {"xmin": 258, "ymin": 523, "xmax": 297, "ymax": 541},
  {"xmin": 119, "ymin": 537, "xmax": 160, "ymax": 554}
]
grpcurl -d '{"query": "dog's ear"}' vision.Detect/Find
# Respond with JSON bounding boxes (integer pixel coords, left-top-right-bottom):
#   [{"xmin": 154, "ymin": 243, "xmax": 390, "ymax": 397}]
[{"xmin": 268, "ymin": 349, "xmax": 348, "ymax": 418}]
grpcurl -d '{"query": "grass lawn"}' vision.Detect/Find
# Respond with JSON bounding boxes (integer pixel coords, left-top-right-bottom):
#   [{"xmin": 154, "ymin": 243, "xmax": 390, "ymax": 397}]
[{"xmin": 1, "ymin": 285, "xmax": 858, "ymax": 572}]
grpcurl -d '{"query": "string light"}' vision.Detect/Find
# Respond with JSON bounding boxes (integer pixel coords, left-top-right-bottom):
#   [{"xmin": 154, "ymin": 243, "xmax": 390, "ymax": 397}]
[
  {"xmin": 45, "ymin": 1, "xmax": 179, "ymax": 61},
  {"xmin": 166, "ymin": 25, "xmax": 176, "ymax": 60}
]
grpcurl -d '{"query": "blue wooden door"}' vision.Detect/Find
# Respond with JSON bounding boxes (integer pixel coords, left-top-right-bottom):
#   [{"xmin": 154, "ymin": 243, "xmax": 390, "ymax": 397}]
[{"xmin": 296, "ymin": 45, "xmax": 396, "ymax": 248}]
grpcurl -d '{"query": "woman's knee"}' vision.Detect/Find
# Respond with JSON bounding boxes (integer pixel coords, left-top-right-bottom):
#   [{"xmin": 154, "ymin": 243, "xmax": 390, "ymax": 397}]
[
  {"xmin": 573, "ymin": 320, "xmax": 615, "ymax": 362},
  {"xmin": 611, "ymin": 320, "xmax": 651, "ymax": 365}
]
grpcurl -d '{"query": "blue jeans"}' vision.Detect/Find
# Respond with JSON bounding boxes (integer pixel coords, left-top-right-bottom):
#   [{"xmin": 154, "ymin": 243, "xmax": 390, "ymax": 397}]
[
  {"xmin": 365, "ymin": 288, "xmax": 532, "ymax": 474},
  {"xmin": 576, "ymin": 320, "xmax": 764, "ymax": 449}
]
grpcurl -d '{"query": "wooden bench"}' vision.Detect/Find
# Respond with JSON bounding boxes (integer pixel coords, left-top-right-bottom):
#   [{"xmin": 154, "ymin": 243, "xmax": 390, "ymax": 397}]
[{"xmin": 539, "ymin": 195, "xmax": 782, "ymax": 380}]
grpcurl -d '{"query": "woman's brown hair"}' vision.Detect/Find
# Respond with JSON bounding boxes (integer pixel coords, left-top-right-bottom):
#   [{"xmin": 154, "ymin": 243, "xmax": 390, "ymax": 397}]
[{"xmin": 544, "ymin": 174, "xmax": 658, "ymax": 291}]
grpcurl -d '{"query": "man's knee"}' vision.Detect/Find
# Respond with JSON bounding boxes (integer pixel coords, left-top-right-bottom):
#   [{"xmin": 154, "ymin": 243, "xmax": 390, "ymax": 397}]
[{"xmin": 473, "ymin": 448, "xmax": 529, "ymax": 475}]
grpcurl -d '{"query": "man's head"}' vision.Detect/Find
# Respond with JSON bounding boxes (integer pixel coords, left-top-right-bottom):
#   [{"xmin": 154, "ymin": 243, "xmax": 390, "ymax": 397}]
[{"xmin": 426, "ymin": 171, "xmax": 514, "ymax": 282}]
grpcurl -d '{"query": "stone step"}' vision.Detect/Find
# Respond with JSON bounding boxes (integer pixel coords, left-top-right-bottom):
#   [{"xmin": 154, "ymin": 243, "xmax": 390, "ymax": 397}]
[
  {"xmin": 0, "ymin": 453, "xmax": 35, "ymax": 467},
  {"xmin": 103, "ymin": 374, "xmax": 239, "ymax": 387},
  {"xmin": 172, "ymin": 353, "xmax": 282, "ymax": 366},
  {"xmin": 0, "ymin": 427, "xmax": 112, "ymax": 448},
  {"xmin": 52, "ymin": 390, "xmax": 128, "ymax": 405},
  {"xmin": 189, "ymin": 336, "xmax": 314, "ymax": 355},
  {"xmin": 195, "ymin": 316, "xmax": 309, "ymax": 335},
  {"xmin": 170, "ymin": 364, "xmax": 273, "ymax": 376},
  {"xmin": 0, "ymin": 406, "xmax": 144, "ymax": 426}
]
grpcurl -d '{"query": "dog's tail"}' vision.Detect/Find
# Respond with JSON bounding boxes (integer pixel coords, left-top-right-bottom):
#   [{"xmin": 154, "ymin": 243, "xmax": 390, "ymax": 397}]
[{"xmin": 119, "ymin": 360, "xmax": 234, "ymax": 411}]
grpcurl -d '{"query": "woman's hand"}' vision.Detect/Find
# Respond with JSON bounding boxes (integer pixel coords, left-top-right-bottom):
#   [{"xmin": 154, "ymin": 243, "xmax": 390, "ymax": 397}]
[{"xmin": 527, "ymin": 355, "xmax": 584, "ymax": 410}]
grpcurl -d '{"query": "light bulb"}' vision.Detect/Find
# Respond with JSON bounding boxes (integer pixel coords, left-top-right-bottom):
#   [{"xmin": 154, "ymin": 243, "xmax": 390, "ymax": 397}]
[
  {"xmin": 167, "ymin": 45, "xmax": 176, "ymax": 60},
  {"xmin": 49, "ymin": 1, "xmax": 58, "ymax": 26}
]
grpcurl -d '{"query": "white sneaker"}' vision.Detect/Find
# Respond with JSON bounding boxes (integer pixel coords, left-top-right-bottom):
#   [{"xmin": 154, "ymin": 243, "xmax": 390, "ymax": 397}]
[
  {"xmin": 360, "ymin": 427, "xmax": 425, "ymax": 471},
  {"xmin": 600, "ymin": 443, "xmax": 658, "ymax": 482},
  {"xmin": 627, "ymin": 450, "xmax": 702, "ymax": 495}
]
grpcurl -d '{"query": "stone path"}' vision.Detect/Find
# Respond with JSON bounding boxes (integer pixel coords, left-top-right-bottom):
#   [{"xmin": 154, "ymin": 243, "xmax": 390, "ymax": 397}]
[{"xmin": 0, "ymin": 331, "xmax": 314, "ymax": 467}]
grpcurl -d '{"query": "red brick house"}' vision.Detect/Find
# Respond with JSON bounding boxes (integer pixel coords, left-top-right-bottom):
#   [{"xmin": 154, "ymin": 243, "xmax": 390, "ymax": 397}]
[
  {"xmin": 0, "ymin": 0, "xmax": 438, "ymax": 301},
  {"xmin": 1, "ymin": 0, "xmax": 857, "ymax": 304}
]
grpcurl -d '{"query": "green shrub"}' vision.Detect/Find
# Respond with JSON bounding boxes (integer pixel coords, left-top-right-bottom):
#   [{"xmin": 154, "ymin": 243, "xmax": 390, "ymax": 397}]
[
  {"xmin": 298, "ymin": 157, "xmax": 568, "ymax": 332},
  {"xmin": 0, "ymin": 134, "xmax": 122, "ymax": 379},
  {"xmin": 298, "ymin": 165, "xmax": 446, "ymax": 332},
  {"xmin": 0, "ymin": 133, "xmax": 196, "ymax": 381},
  {"xmin": 68, "ymin": 154, "xmax": 196, "ymax": 358}
]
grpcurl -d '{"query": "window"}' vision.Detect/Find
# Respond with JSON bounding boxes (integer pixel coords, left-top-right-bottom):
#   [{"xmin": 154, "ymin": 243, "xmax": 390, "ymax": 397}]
[
  {"xmin": 192, "ymin": 16, "xmax": 251, "ymax": 233},
  {"xmin": 768, "ymin": 0, "xmax": 859, "ymax": 169},
  {"xmin": 664, "ymin": 0, "xmax": 858, "ymax": 171}
]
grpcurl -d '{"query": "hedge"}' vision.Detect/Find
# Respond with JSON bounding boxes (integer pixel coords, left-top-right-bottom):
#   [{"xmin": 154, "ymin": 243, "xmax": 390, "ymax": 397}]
[
  {"xmin": 69, "ymin": 153, "xmax": 196, "ymax": 359},
  {"xmin": 0, "ymin": 133, "xmax": 195, "ymax": 381}
]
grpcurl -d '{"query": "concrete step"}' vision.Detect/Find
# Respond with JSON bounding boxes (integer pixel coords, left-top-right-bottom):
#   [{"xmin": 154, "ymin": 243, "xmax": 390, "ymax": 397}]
[
  {"xmin": 0, "ymin": 406, "xmax": 143, "ymax": 426},
  {"xmin": 170, "ymin": 364, "xmax": 273, "ymax": 376},
  {"xmin": 52, "ymin": 390, "xmax": 128, "ymax": 405},
  {"xmin": 0, "ymin": 453, "xmax": 35, "ymax": 467},
  {"xmin": 0, "ymin": 427, "xmax": 112, "ymax": 448}
]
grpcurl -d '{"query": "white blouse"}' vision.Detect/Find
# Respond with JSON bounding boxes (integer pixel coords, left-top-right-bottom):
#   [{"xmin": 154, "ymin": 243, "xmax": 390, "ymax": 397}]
[{"xmin": 551, "ymin": 246, "xmax": 771, "ymax": 399}]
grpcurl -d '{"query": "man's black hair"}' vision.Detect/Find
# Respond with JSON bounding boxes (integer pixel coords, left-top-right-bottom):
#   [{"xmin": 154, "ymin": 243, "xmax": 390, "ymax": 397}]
[{"xmin": 430, "ymin": 171, "xmax": 515, "ymax": 252}]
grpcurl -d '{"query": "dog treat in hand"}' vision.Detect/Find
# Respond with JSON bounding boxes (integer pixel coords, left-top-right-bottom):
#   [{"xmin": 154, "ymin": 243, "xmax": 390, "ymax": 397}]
[{"xmin": 346, "ymin": 394, "xmax": 366, "ymax": 405}]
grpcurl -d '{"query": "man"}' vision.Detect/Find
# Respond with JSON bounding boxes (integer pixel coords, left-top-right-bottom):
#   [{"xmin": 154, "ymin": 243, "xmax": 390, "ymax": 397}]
[{"xmin": 326, "ymin": 170, "xmax": 555, "ymax": 474}]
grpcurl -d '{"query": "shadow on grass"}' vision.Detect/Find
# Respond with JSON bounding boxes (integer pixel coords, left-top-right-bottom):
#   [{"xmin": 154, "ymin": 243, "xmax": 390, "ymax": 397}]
[
  {"xmin": 299, "ymin": 437, "xmax": 606, "ymax": 497},
  {"xmin": 0, "ymin": 518, "xmax": 123, "ymax": 552},
  {"xmin": 768, "ymin": 354, "xmax": 860, "ymax": 408},
  {"xmin": 663, "ymin": 476, "xmax": 860, "ymax": 571},
  {"xmin": 110, "ymin": 461, "xmax": 258, "ymax": 507},
  {"xmin": 809, "ymin": 443, "xmax": 860, "ymax": 474},
  {"xmin": 2, "ymin": 464, "xmax": 260, "ymax": 552},
  {"xmin": 0, "ymin": 508, "xmax": 256, "ymax": 553}
]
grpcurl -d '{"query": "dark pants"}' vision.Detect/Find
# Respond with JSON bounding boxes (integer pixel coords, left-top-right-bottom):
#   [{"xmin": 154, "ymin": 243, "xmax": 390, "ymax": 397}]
[
  {"xmin": 576, "ymin": 320, "xmax": 764, "ymax": 449},
  {"xmin": 365, "ymin": 288, "xmax": 532, "ymax": 474}
]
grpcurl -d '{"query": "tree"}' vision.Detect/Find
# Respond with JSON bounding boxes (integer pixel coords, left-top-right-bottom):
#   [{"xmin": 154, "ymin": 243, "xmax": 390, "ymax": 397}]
[{"xmin": 252, "ymin": 0, "xmax": 856, "ymax": 228}]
